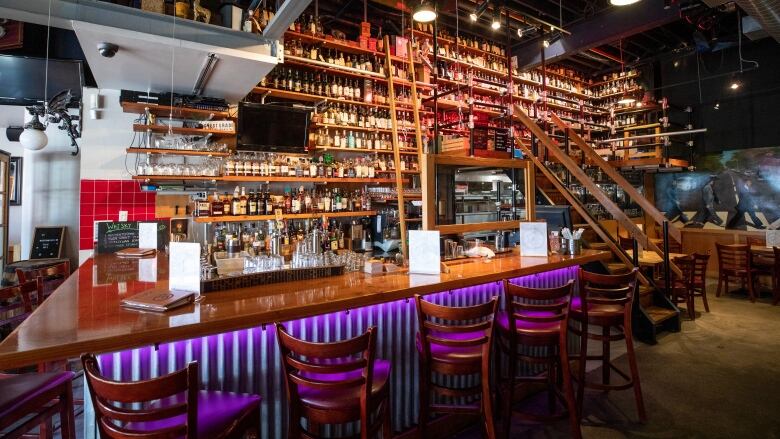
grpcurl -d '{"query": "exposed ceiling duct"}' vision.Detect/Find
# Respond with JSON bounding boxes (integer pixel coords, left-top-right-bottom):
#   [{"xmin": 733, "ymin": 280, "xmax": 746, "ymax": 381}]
[{"xmin": 732, "ymin": 0, "xmax": 780, "ymax": 43}]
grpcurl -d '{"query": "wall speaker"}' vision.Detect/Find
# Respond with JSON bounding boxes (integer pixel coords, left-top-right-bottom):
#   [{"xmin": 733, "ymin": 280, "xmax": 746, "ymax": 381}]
[{"xmin": 6, "ymin": 126, "xmax": 23, "ymax": 142}]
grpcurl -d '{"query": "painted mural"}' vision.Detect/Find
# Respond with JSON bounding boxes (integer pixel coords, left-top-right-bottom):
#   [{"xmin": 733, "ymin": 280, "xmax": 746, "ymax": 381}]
[{"xmin": 655, "ymin": 146, "xmax": 780, "ymax": 230}]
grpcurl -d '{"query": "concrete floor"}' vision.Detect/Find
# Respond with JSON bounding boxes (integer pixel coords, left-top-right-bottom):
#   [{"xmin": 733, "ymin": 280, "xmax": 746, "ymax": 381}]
[{"xmin": 458, "ymin": 287, "xmax": 780, "ymax": 439}]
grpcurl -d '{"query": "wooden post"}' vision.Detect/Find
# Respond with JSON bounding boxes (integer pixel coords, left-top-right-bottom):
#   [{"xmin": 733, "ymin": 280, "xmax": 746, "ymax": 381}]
[{"xmin": 384, "ymin": 35, "xmax": 408, "ymax": 261}]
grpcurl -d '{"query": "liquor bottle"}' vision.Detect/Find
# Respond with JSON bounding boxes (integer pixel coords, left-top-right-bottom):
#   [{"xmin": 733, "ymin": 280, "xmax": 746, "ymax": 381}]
[
  {"xmin": 232, "ymin": 187, "xmax": 242, "ymax": 216},
  {"xmin": 264, "ymin": 188, "xmax": 273, "ymax": 214},
  {"xmin": 210, "ymin": 192, "xmax": 224, "ymax": 216},
  {"xmin": 222, "ymin": 192, "xmax": 232, "ymax": 216},
  {"xmin": 248, "ymin": 190, "xmax": 258, "ymax": 215}
]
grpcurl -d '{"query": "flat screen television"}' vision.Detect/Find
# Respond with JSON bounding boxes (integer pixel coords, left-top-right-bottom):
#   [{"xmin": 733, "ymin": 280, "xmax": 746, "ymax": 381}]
[
  {"xmin": 0, "ymin": 55, "xmax": 83, "ymax": 107},
  {"xmin": 534, "ymin": 205, "xmax": 573, "ymax": 232},
  {"xmin": 237, "ymin": 102, "xmax": 311, "ymax": 153}
]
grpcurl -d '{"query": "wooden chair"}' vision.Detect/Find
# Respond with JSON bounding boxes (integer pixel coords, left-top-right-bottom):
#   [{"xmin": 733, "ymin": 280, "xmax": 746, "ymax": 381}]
[
  {"xmin": 415, "ymin": 295, "xmax": 498, "ymax": 439},
  {"xmin": 16, "ymin": 261, "xmax": 71, "ymax": 304},
  {"xmin": 0, "ymin": 371, "xmax": 76, "ymax": 439},
  {"xmin": 619, "ymin": 235, "xmax": 635, "ymax": 251},
  {"xmin": 275, "ymin": 324, "xmax": 391, "ymax": 439},
  {"xmin": 569, "ymin": 268, "xmax": 646, "ymax": 423},
  {"xmin": 668, "ymin": 256, "xmax": 696, "ymax": 320},
  {"xmin": 715, "ymin": 243, "xmax": 758, "ymax": 302},
  {"xmin": 498, "ymin": 280, "xmax": 580, "ymax": 439},
  {"xmin": 82, "ymin": 353, "xmax": 261, "ymax": 439},
  {"xmin": 0, "ymin": 280, "xmax": 39, "ymax": 335},
  {"xmin": 747, "ymin": 237, "xmax": 774, "ymax": 289}
]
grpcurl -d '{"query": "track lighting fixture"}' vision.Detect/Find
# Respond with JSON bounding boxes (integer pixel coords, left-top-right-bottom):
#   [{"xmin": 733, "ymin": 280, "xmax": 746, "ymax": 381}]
[
  {"xmin": 491, "ymin": 6, "xmax": 501, "ymax": 30},
  {"xmin": 470, "ymin": 1, "xmax": 488, "ymax": 22},
  {"xmin": 412, "ymin": 0, "xmax": 437, "ymax": 22}
]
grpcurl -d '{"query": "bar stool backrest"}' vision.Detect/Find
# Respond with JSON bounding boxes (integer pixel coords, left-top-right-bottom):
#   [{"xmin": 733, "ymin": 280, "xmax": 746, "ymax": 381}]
[
  {"xmin": 16, "ymin": 261, "xmax": 71, "ymax": 302},
  {"xmin": 715, "ymin": 243, "xmax": 749, "ymax": 272},
  {"xmin": 690, "ymin": 252, "xmax": 710, "ymax": 289},
  {"xmin": 0, "ymin": 280, "xmax": 39, "ymax": 329},
  {"xmin": 81, "ymin": 353, "xmax": 198, "ymax": 439},
  {"xmin": 502, "ymin": 280, "xmax": 574, "ymax": 334},
  {"xmin": 579, "ymin": 268, "xmax": 639, "ymax": 310},
  {"xmin": 275, "ymin": 324, "xmax": 377, "ymax": 410},
  {"xmin": 414, "ymin": 295, "xmax": 498, "ymax": 362}
]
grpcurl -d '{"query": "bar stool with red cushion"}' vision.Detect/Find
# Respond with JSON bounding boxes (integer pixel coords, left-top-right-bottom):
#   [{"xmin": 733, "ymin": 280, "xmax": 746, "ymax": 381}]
[
  {"xmin": 0, "ymin": 280, "xmax": 39, "ymax": 335},
  {"xmin": 276, "ymin": 324, "xmax": 392, "ymax": 439},
  {"xmin": 81, "ymin": 353, "xmax": 261, "ymax": 438},
  {"xmin": 569, "ymin": 268, "xmax": 646, "ymax": 423},
  {"xmin": 0, "ymin": 371, "xmax": 76, "ymax": 439},
  {"xmin": 497, "ymin": 280, "xmax": 580, "ymax": 439},
  {"xmin": 415, "ymin": 295, "xmax": 498, "ymax": 438},
  {"xmin": 16, "ymin": 261, "xmax": 71, "ymax": 305},
  {"xmin": 715, "ymin": 243, "xmax": 758, "ymax": 302}
]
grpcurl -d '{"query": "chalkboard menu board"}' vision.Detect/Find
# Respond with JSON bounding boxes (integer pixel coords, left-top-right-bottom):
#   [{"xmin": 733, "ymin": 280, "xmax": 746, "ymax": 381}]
[
  {"xmin": 30, "ymin": 227, "xmax": 66, "ymax": 259},
  {"xmin": 96, "ymin": 221, "xmax": 170, "ymax": 254},
  {"xmin": 494, "ymin": 130, "xmax": 509, "ymax": 152}
]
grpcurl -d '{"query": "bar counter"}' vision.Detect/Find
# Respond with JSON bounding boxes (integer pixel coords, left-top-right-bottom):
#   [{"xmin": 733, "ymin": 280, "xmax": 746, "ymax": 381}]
[{"xmin": 0, "ymin": 249, "xmax": 608, "ymax": 438}]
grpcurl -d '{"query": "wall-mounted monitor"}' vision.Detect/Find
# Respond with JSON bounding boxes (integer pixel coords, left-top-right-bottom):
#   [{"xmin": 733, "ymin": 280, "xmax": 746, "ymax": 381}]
[
  {"xmin": 0, "ymin": 55, "xmax": 83, "ymax": 107},
  {"xmin": 237, "ymin": 102, "xmax": 311, "ymax": 153}
]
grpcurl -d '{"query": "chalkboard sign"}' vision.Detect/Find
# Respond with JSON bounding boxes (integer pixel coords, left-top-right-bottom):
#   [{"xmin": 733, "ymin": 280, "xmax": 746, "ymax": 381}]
[
  {"xmin": 30, "ymin": 226, "xmax": 66, "ymax": 259},
  {"xmin": 96, "ymin": 221, "xmax": 170, "ymax": 254},
  {"xmin": 494, "ymin": 130, "xmax": 509, "ymax": 152}
]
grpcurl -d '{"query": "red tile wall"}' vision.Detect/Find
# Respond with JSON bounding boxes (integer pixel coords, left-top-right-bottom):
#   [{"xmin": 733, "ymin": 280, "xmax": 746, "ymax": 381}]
[{"xmin": 79, "ymin": 179, "xmax": 157, "ymax": 250}]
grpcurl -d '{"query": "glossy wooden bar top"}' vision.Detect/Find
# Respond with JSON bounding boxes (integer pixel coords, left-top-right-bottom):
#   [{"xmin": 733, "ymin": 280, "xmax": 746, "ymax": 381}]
[{"xmin": 0, "ymin": 249, "xmax": 608, "ymax": 369}]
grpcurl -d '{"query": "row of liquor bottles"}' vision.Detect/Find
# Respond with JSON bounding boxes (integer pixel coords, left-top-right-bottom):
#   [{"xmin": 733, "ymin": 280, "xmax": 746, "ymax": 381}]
[
  {"xmin": 413, "ymin": 22, "xmax": 507, "ymax": 57},
  {"xmin": 195, "ymin": 186, "xmax": 373, "ymax": 217},
  {"xmin": 284, "ymin": 40, "xmax": 411, "ymax": 80},
  {"xmin": 223, "ymin": 153, "xmax": 419, "ymax": 178},
  {"xmin": 260, "ymin": 66, "xmax": 425, "ymax": 106},
  {"xmin": 311, "ymin": 128, "xmax": 422, "ymax": 152},
  {"xmin": 314, "ymin": 103, "xmax": 418, "ymax": 131}
]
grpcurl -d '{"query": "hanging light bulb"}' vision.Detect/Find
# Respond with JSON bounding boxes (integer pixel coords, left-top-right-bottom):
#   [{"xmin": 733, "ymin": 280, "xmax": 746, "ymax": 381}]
[
  {"xmin": 729, "ymin": 81, "xmax": 740, "ymax": 90},
  {"xmin": 542, "ymin": 39, "xmax": 550, "ymax": 48},
  {"xmin": 491, "ymin": 7, "xmax": 501, "ymax": 30},
  {"xmin": 413, "ymin": 0, "xmax": 437, "ymax": 22},
  {"xmin": 470, "ymin": 12, "xmax": 478, "ymax": 21},
  {"xmin": 610, "ymin": 0, "xmax": 641, "ymax": 5},
  {"xmin": 20, "ymin": 113, "xmax": 48, "ymax": 151},
  {"xmin": 517, "ymin": 28, "xmax": 523, "ymax": 38}
]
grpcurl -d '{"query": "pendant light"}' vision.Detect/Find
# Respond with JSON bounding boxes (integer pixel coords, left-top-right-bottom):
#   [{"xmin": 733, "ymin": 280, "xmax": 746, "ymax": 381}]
[
  {"xmin": 616, "ymin": 40, "xmax": 636, "ymax": 105},
  {"xmin": 19, "ymin": 114, "xmax": 48, "ymax": 151},
  {"xmin": 22, "ymin": 0, "xmax": 53, "ymax": 151},
  {"xmin": 610, "ymin": 0, "xmax": 641, "ymax": 5},
  {"xmin": 491, "ymin": 6, "xmax": 501, "ymax": 30},
  {"xmin": 412, "ymin": 0, "xmax": 437, "ymax": 23}
]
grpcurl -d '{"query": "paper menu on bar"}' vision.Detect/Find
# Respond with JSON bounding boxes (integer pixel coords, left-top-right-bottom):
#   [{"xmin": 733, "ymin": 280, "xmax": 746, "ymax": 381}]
[
  {"xmin": 169, "ymin": 242, "xmax": 201, "ymax": 294},
  {"xmin": 519, "ymin": 222, "xmax": 548, "ymax": 257},
  {"xmin": 138, "ymin": 222, "xmax": 158, "ymax": 250},
  {"xmin": 408, "ymin": 230, "xmax": 441, "ymax": 275}
]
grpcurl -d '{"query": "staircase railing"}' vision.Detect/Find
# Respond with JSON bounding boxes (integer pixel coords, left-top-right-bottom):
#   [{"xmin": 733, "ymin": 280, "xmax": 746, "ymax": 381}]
[{"xmin": 513, "ymin": 104, "xmax": 682, "ymax": 278}]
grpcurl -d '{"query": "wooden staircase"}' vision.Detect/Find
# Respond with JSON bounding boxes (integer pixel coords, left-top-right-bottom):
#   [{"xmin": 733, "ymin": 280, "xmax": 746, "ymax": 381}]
[{"xmin": 513, "ymin": 105, "xmax": 680, "ymax": 344}]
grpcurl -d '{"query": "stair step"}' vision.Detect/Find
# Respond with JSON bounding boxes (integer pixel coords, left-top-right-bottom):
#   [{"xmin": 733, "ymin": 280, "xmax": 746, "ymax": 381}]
[
  {"xmin": 639, "ymin": 285, "xmax": 655, "ymax": 308},
  {"xmin": 644, "ymin": 306, "xmax": 678, "ymax": 325},
  {"xmin": 587, "ymin": 242, "xmax": 610, "ymax": 251}
]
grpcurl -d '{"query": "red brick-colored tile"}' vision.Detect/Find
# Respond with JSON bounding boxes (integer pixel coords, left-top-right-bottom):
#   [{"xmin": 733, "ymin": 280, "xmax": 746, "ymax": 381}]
[
  {"xmin": 95, "ymin": 180, "xmax": 109, "ymax": 192},
  {"xmin": 108, "ymin": 180, "xmax": 121, "ymax": 193},
  {"xmin": 81, "ymin": 179, "xmax": 95, "ymax": 192}
]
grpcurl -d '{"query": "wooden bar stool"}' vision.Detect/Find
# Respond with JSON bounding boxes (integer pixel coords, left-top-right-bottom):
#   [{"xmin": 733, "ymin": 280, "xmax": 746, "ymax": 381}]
[
  {"xmin": 275, "ymin": 324, "xmax": 392, "ymax": 439},
  {"xmin": 570, "ymin": 268, "xmax": 646, "ymax": 423},
  {"xmin": 0, "ymin": 371, "xmax": 76, "ymax": 439},
  {"xmin": 82, "ymin": 353, "xmax": 261, "ymax": 438},
  {"xmin": 16, "ymin": 261, "xmax": 71, "ymax": 304},
  {"xmin": 415, "ymin": 294, "xmax": 498, "ymax": 439},
  {"xmin": 715, "ymin": 243, "xmax": 757, "ymax": 302},
  {"xmin": 0, "ymin": 280, "xmax": 38, "ymax": 336},
  {"xmin": 498, "ymin": 280, "xmax": 580, "ymax": 439}
]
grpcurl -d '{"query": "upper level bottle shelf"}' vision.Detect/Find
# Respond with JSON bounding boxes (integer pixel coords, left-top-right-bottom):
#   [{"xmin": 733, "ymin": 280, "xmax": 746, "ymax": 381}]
[
  {"xmin": 132, "ymin": 124, "xmax": 235, "ymax": 137},
  {"xmin": 133, "ymin": 175, "xmax": 407, "ymax": 184},
  {"xmin": 313, "ymin": 146, "xmax": 420, "ymax": 155},
  {"xmin": 252, "ymin": 86, "xmax": 432, "ymax": 114},
  {"xmin": 121, "ymin": 102, "xmax": 232, "ymax": 119},
  {"xmin": 193, "ymin": 210, "xmax": 378, "ymax": 224},
  {"xmin": 285, "ymin": 30, "xmax": 412, "ymax": 64},
  {"xmin": 126, "ymin": 147, "xmax": 230, "ymax": 157}
]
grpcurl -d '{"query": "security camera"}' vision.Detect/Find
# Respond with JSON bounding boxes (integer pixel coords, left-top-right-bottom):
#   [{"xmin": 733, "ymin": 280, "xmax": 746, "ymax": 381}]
[{"xmin": 97, "ymin": 42, "xmax": 119, "ymax": 58}]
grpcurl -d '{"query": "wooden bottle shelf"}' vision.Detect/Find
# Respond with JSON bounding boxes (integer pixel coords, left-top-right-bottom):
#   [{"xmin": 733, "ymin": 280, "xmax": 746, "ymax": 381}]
[
  {"xmin": 126, "ymin": 148, "xmax": 230, "ymax": 157},
  {"xmin": 132, "ymin": 124, "xmax": 235, "ymax": 137},
  {"xmin": 121, "ymin": 102, "xmax": 232, "ymax": 119},
  {"xmin": 193, "ymin": 210, "xmax": 378, "ymax": 223},
  {"xmin": 252, "ymin": 86, "xmax": 432, "ymax": 114},
  {"xmin": 220, "ymin": 175, "xmax": 406, "ymax": 184},
  {"xmin": 374, "ymin": 170, "xmax": 420, "ymax": 175},
  {"xmin": 310, "ymin": 122, "xmax": 395, "ymax": 134},
  {"xmin": 284, "ymin": 56, "xmax": 432, "ymax": 89},
  {"xmin": 285, "ymin": 30, "xmax": 411, "ymax": 64},
  {"xmin": 313, "ymin": 146, "xmax": 420, "ymax": 155},
  {"xmin": 132, "ymin": 175, "xmax": 220, "ymax": 181}
]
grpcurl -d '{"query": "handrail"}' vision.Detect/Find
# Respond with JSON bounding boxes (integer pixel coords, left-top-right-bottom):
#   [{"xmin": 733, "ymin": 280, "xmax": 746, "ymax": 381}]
[
  {"xmin": 515, "ymin": 137, "xmax": 651, "ymax": 287},
  {"xmin": 514, "ymin": 105, "xmax": 682, "ymax": 278},
  {"xmin": 548, "ymin": 112, "xmax": 682, "ymax": 245}
]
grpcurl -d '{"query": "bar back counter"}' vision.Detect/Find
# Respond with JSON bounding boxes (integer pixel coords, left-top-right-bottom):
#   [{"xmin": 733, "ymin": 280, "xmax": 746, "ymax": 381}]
[{"xmin": 0, "ymin": 249, "xmax": 607, "ymax": 438}]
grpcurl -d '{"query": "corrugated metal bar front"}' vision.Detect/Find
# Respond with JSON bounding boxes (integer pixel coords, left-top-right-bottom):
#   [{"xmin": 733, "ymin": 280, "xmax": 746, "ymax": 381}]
[{"xmin": 85, "ymin": 266, "xmax": 578, "ymax": 439}]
